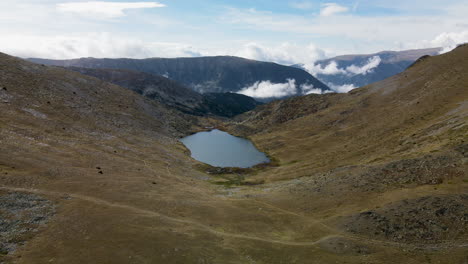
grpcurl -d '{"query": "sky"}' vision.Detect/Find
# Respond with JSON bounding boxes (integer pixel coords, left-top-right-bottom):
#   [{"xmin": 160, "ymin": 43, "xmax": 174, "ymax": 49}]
[{"xmin": 0, "ymin": 0, "xmax": 468, "ymax": 66}]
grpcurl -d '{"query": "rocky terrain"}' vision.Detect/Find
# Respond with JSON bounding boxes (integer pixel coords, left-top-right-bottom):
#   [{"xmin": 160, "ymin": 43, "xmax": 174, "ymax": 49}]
[
  {"xmin": 0, "ymin": 45, "xmax": 466, "ymax": 264},
  {"xmin": 0, "ymin": 191, "xmax": 55, "ymax": 258},
  {"xmin": 29, "ymin": 56, "xmax": 331, "ymax": 100},
  {"xmin": 341, "ymin": 194, "xmax": 468, "ymax": 244}
]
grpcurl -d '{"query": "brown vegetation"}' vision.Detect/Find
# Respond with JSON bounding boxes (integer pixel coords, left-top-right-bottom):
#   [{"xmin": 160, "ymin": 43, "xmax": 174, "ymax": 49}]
[{"xmin": 0, "ymin": 45, "xmax": 467, "ymax": 263}]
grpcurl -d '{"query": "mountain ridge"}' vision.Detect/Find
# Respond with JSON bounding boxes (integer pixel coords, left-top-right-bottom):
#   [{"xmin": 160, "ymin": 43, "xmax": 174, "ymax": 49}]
[
  {"xmin": 67, "ymin": 67, "xmax": 261, "ymax": 117},
  {"xmin": 295, "ymin": 47, "xmax": 442, "ymax": 90},
  {"xmin": 28, "ymin": 55, "xmax": 331, "ymax": 100}
]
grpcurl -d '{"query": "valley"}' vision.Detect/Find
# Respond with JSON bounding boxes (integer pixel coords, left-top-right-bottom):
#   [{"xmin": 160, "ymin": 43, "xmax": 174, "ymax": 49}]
[{"xmin": 0, "ymin": 44, "xmax": 467, "ymax": 264}]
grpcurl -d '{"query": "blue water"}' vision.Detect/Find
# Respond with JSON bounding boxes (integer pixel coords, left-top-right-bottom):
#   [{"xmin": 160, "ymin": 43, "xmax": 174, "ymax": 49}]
[{"xmin": 180, "ymin": 129, "xmax": 270, "ymax": 168}]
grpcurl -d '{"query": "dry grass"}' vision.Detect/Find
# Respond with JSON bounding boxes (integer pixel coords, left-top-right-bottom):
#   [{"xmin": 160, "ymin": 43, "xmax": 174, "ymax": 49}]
[{"xmin": 0, "ymin": 46, "xmax": 467, "ymax": 264}]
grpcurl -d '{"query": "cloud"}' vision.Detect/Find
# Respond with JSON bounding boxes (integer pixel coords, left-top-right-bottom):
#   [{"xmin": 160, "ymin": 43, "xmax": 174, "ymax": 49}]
[
  {"xmin": 237, "ymin": 79, "xmax": 328, "ymax": 98},
  {"xmin": 345, "ymin": 56, "xmax": 381, "ymax": 75},
  {"xmin": 305, "ymin": 61, "xmax": 346, "ymax": 75},
  {"xmin": 327, "ymin": 83, "xmax": 357, "ymax": 93},
  {"xmin": 221, "ymin": 3, "xmax": 468, "ymax": 55},
  {"xmin": 301, "ymin": 84, "xmax": 328, "ymax": 95},
  {"xmin": 430, "ymin": 31, "xmax": 468, "ymax": 53},
  {"xmin": 237, "ymin": 79, "xmax": 298, "ymax": 99},
  {"xmin": 0, "ymin": 33, "xmax": 202, "ymax": 59},
  {"xmin": 402, "ymin": 30, "xmax": 468, "ymax": 53},
  {"xmin": 56, "ymin": 1, "xmax": 165, "ymax": 18},
  {"xmin": 320, "ymin": 3, "xmax": 349, "ymax": 17},
  {"xmin": 290, "ymin": 1, "xmax": 314, "ymax": 10},
  {"xmin": 234, "ymin": 42, "xmax": 329, "ymax": 65},
  {"xmin": 305, "ymin": 56, "xmax": 381, "ymax": 77},
  {"xmin": 0, "ymin": 32, "xmax": 331, "ymax": 63}
]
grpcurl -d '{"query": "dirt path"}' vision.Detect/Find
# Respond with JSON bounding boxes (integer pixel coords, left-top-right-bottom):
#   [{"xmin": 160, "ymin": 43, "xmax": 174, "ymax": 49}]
[{"xmin": 1, "ymin": 186, "xmax": 466, "ymax": 250}]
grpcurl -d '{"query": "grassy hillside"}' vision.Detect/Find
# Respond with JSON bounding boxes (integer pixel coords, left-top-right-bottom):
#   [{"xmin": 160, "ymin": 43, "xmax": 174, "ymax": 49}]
[
  {"xmin": 226, "ymin": 44, "xmax": 468, "ymax": 262},
  {"xmin": 66, "ymin": 67, "xmax": 261, "ymax": 117}
]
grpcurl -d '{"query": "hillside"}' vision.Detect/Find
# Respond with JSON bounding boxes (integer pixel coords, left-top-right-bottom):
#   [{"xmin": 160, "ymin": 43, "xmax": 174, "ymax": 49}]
[
  {"xmin": 28, "ymin": 56, "xmax": 331, "ymax": 100},
  {"xmin": 305, "ymin": 47, "xmax": 441, "ymax": 89},
  {"xmin": 68, "ymin": 67, "xmax": 261, "ymax": 117},
  {"xmin": 232, "ymin": 45, "xmax": 466, "ymax": 184},
  {"xmin": 0, "ymin": 44, "xmax": 467, "ymax": 264},
  {"xmin": 227, "ymin": 44, "xmax": 467, "ymax": 261}
]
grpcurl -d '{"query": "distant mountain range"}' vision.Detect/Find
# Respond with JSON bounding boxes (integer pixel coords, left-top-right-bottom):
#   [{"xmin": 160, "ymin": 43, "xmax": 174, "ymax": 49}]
[
  {"xmin": 294, "ymin": 48, "xmax": 441, "ymax": 90},
  {"xmin": 29, "ymin": 56, "xmax": 331, "ymax": 101},
  {"xmin": 29, "ymin": 48, "xmax": 442, "ymax": 103},
  {"xmin": 68, "ymin": 67, "xmax": 261, "ymax": 117}
]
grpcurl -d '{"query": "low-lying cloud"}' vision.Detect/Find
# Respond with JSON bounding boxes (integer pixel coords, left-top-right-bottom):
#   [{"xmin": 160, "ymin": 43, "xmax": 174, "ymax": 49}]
[
  {"xmin": 305, "ymin": 61, "xmax": 346, "ymax": 75},
  {"xmin": 57, "ymin": 1, "xmax": 165, "ymax": 18},
  {"xmin": 431, "ymin": 31, "xmax": 468, "ymax": 53},
  {"xmin": 306, "ymin": 56, "xmax": 381, "ymax": 76},
  {"xmin": 237, "ymin": 79, "xmax": 298, "ymax": 99},
  {"xmin": 301, "ymin": 84, "xmax": 327, "ymax": 95},
  {"xmin": 327, "ymin": 83, "xmax": 357, "ymax": 93},
  {"xmin": 237, "ymin": 79, "xmax": 327, "ymax": 99},
  {"xmin": 346, "ymin": 56, "xmax": 381, "ymax": 75}
]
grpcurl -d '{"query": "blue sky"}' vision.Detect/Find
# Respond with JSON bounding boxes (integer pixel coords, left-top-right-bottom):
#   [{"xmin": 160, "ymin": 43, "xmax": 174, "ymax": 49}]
[{"xmin": 0, "ymin": 0, "xmax": 467, "ymax": 64}]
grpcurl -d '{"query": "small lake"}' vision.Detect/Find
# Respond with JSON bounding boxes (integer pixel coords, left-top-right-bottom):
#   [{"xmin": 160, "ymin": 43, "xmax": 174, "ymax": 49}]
[{"xmin": 180, "ymin": 129, "xmax": 270, "ymax": 168}]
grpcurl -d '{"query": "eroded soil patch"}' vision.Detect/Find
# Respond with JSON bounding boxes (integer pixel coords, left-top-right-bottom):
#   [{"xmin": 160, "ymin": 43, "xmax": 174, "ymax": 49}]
[
  {"xmin": 341, "ymin": 194, "xmax": 468, "ymax": 245},
  {"xmin": 0, "ymin": 191, "xmax": 55, "ymax": 261}
]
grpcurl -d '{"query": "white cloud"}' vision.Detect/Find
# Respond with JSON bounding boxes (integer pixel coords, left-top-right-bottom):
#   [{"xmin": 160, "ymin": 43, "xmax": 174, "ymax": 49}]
[
  {"xmin": 234, "ymin": 42, "xmax": 329, "ymax": 65},
  {"xmin": 327, "ymin": 83, "xmax": 357, "ymax": 93},
  {"xmin": 430, "ymin": 31, "xmax": 468, "ymax": 53},
  {"xmin": 402, "ymin": 30, "xmax": 468, "ymax": 53},
  {"xmin": 290, "ymin": 1, "xmax": 314, "ymax": 10},
  {"xmin": 0, "ymin": 33, "xmax": 202, "ymax": 59},
  {"xmin": 237, "ymin": 79, "xmax": 328, "ymax": 98},
  {"xmin": 237, "ymin": 79, "xmax": 298, "ymax": 99},
  {"xmin": 301, "ymin": 84, "xmax": 325, "ymax": 95},
  {"xmin": 304, "ymin": 56, "xmax": 381, "ymax": 77},
  {"xmin": 221, "ymin": 3, "xmax": 468, "ymax": 55},
  {"xmin": 345, "ymin": 56, "xmax": 381, "ymax": 75},
  {"xmin": 56, "ymin": 1, "xmax": 165, "ymax": 18},
  {"xmin": 320, "ymin": 3, "xmax": 349, "ymax": 17},
  {"xmin": 1, "ymin": 0, "xmax": 468, "ymax": 64},
  {"xmin": 305, "ymin": 61, "xmax": 346, "ymax": 75}
]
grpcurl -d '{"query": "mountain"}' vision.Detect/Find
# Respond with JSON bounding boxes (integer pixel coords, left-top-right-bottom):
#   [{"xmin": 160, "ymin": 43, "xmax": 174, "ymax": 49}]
[
  {"xmin": 67, "ymin": 67, "xmax": 205, "ymax": 114},
  {"xmin": 68, "ymin": 67, "xmax": 261, "ymax": 117},
  {"xmin": 202, "ymin": 92, "xmax": 262, "ymax": 118},
  {"xmin": 28, "ymin": 56, "xmax": 331, "ymax": 100},
  {"xmin": 1, "ymin": 44, "xmax": 467, "ymax": 264},
  {"xmin": 297, "ymin": 47, "xmax": 441, "ymax": 89},
  {"xmin": 228, "ymin": 44, "xmax": 467, "ymax": 262}
]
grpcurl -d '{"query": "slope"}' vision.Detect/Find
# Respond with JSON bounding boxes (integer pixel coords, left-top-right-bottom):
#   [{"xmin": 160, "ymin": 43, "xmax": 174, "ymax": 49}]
[
  {"xmin": 68, "ymin": 67, "xmax": 261, "ymax": 117},
  {"xmin": 226, "ymin": 44, "xmax": 468, "ymax": 262}
]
